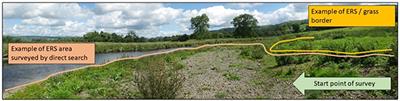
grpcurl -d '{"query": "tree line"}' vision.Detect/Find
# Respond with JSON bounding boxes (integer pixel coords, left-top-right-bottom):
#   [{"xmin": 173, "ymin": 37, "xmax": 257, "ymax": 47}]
[
  {"xmin": 82, "ymin": 31, "xmax": 191, "ymax": 42},
  {"xmin": 4, "ymin": 13, "xmax": 336, "ymax": 43},
  {"xmin": 82, "ymin": 13, "xmax": 262, "ymax": 42}
]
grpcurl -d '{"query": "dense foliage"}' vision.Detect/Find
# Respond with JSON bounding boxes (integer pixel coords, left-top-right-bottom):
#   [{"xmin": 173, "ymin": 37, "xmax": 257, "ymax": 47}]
[
  {"xmin": 190, "ymin": 14, "xmax": 210, "ymax": 39},
  {"xmin": 231, "ymin": 14, "xmax": 259, "ymax": 37},
  {"xmin": 273, "ymin": 27, "xmax": 396, "ymax": 68}
]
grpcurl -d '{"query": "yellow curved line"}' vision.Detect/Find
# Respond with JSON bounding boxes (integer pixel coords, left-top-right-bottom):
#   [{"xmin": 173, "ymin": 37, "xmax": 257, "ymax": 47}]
[
  {"xmin": 270, "ymin": 37, "xmax": 393, "ymax": 55},
  {"xmin": 4, "ymin": 42, "xmax": 394, "ymax": 96},
  {"xmin": 269, "ymin": 36, "xmax": 315, "ymax": 51}
]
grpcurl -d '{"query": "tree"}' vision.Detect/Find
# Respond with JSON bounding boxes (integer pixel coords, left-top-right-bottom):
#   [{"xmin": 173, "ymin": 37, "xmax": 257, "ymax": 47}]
[
  {"xmin": 190, "ymin": 14, "xmax": 209, "ymax": 39},
  {"xmin": 124, "ymin": 31, "xmax": 139, "ymax": 42},
  {"xmin": 83, "ymin": 31, "xmax": 101, "ymax": 42},
  {"xmin": 99, "ymin": 31, "xmax": 112, "ymax": 42},
  {"xmin": 176, "ymin": 34, "xmax": 189, "ymax": 42},
  {"xmin": 231, "ymin": 14, "xmax": 258, "ymax": 37},
  {"xmin": 292, "ymin": 24, "xmax": 300, "ymax": 33},
  {"xmin": 110, "ymin": 33, "xmax": 123, "ymax": 42},
  {"xmin": 3, "ymin": 36, "xmax": 22, "ymax": 43}
]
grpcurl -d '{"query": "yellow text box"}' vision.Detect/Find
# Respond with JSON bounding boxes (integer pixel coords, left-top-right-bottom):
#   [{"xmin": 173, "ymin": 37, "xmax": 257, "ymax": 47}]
[{"xmin": 308, "ymin": 5, "xmax": 395, "ymax": 27}]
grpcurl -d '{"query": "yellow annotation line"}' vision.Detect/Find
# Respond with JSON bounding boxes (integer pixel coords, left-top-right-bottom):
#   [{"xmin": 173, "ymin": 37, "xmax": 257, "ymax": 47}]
[{"xmin": 269, "ymin": 37, "xmax": 393, "ymax": 55}]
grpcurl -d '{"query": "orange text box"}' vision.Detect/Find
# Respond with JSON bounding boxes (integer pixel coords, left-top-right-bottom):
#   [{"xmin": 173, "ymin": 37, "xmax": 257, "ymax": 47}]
[
  {"xmin": 308, "ymin": 5, "xmax": 395, "ymax": 27},
  {"xmin": 8, "ymin": 43, "xmax": 95, "ymax": 64}
]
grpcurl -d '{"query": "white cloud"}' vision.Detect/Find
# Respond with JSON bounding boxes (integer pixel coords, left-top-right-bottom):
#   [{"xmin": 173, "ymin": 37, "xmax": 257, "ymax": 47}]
[
  {"xmin": 4, "ymin": 3, "xmax": 310, "ymax": 37},
  {"xmin": 178, "ymin": 6, "xmax": 251, "ymax": 32},
  {"xmin": 91, "ymin": 3, "xmax": 183, "ymax": 37},
  {"xmin": 264, "ymin": 4, "xmax": 308, "ymax": 24},
  {"xmin": 309, "ymin": 3, "xmax": 397, "ymax": 6},
  {"xmin": 3, "ymin": 3, "xmax": 155, "ymax": 37},
  {"xmin": 22, "ymin": 17, "xmax": 65, "ymax": 26},
  {"xmin": 11, "ymin": 21, "xmax": 93, "ymax": 36},
  {"xmin": 228, "ymin": 3, "xmax": 263, "ymax": 8},
  {"xmin": 62, "ymin": 21, "xmax": 95, "ymax": 35},
  {"xmin": 359, "ymin": 3, "xmax": 397, "ymax": 5},
  {"xmin": 4, "ymin": 3, "xmax": 92, "ymax": 19},
  {"xmin": 177, "ymin": 4, "xmax": 307, "ymax": 33},
  {"xmin": 93, "ymin": 3, "xmax": 182, "ymax": 28},
  {"xmin": 11, "ymin": 24, "xmax": 61, "ymax": 36},
  {"xmin": 4, "ymin": 3, "xmax": 94, "ymax": 36}
]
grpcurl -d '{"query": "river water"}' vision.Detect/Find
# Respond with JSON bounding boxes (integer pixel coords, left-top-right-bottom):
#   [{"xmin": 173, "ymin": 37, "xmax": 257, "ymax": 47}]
[{"xmin": 2, "ymin": 48, "xmax": 177, "ymax": 90}]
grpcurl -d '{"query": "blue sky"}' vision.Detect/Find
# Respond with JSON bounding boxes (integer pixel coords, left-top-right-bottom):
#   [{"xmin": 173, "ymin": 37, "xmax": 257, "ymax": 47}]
[{"xmin": 3, "ymin": 3, "xmax": 309, "ymax": 37}]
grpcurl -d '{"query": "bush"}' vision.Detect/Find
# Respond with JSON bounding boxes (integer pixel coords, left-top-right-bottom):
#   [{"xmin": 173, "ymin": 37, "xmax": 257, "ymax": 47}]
[
  {"xmin": 311, "ymin": 37, "xmax": 392, "ymax": 67},
  {"xmin": 134, "ymin": 58, "xmax": 184, "ymax": 99},
  {"xmin": 351, "ymin": 57, "xmax": 388, "ymax": 67},
  {"xmin": 309, "ymin": 62, "xmax": 360, "ymax": 77},
  {"xmin": 251, "ymin": 50, "xmax": 265, "ymax": 59},
  {"xmin": 275, "ymin": 56, "xmax": 310, "ymax": 66},
  {"xmin": 273, "ymin": 41, "xmax": 312, "ymax": 66},
  {"xmin": 239, "ymin": 47, "xmax": 265, "ymax": 60}
]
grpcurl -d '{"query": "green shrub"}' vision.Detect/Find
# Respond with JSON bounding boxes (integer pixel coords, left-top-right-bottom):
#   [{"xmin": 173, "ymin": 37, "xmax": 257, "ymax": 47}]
[
  {"xmin": 351, "ymin": 57, "xmax": 388, "ymax": 67},
  {"xmin": 251, "ymin": 50, "xmax": 265, "ymax": 59},
  {"xmin": 239, "ymin": 49, "xmax": 251, "ymax": 57},
  {"xmin": 309, "ymin": 62, "xmax": 360, "ymax": 77},
  {"xmin": 134, "ymin": 58, "xmax": 184, "ymax": 99},
  {"xmin": 306, "ymin": 37, "xmax": 393, "ymax": 67},
  {"xmin": 275, "ymin": 56, "xmax": 310, "ymax": 66},
  {"xmin": 239, "ymin": 47, "xmax": 265, "ymax": 60},
  {"xmin": 338, "ymin": 62, "xmax": 352, "ymax": 69}
]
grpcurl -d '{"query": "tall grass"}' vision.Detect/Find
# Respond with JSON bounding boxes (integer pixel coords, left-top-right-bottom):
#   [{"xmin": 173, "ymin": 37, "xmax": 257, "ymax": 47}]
[
  {"xmin": 134, "ymin": 57, "xmax": 184, "ymax": 99},
  {"xmin": 6, "ymin": 50, "xmax": 193, "ymax": 99},
  {"xmin": 95, "ymin": 38, "xmax": 263, "ymax": 53},
  {"xmin": 273, "ymin": 37, "xmax": 394, "ymax": 67}
]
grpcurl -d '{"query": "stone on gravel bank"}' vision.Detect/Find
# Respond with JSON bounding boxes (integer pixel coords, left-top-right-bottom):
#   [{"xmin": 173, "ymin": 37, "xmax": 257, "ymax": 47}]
[{"xmin": 176, "ymin": 47, "xmax": 302, "ymax": 99}]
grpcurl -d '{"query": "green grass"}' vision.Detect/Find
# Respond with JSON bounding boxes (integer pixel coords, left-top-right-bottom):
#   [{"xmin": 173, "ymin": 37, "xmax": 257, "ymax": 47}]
[
  {"xmin": 273, "ymin": 36, "xmax": 394, "ymax": 67},
  {"xmin": 6, "ymin": 49, "xmax": 196, "ymax": 99},
  {"xmin": 239, "ymin": 46, "xmax": 265, "ymax": 60},
  {"xmin": 214, "ymin": 92, "xmax": 227, "ymax": 98},
  {"xmin": 222, "ymin": 72, "xmax": 241, "ymax": 81},
  {"xmin": 2, "ymin": 38, "xmax": 263, "ymax": 56},
  {"xmin": 95, "ymin": 38, "xmax": 264, "ymax": 53},
  {"xmin": 7, "ymin": 59, "xmax": 137, "ymax": 99},
  {"xmin": 275, "ymin": 37, "xmax": 394, "ymax": 52}
]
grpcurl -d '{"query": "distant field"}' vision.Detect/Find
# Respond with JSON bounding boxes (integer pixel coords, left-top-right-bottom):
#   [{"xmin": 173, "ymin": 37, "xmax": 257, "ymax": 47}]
[
  {"xmin": 92, "ymin": 27, "xmax": 399, "ymax": 54},
  {"xmin": 94, "ymin": 38, "xmax": 264, "ymax": 53},
  {"xmin": 3, "ymin": 27, "xmax": 395, "ymax": 55},
  {"xmin": 275, "ymin": 37, "xmax": 394, "ymax": 52},
  {"xmin": 2, "ymin": 38, "xmax": 264, "ymax": 57}
]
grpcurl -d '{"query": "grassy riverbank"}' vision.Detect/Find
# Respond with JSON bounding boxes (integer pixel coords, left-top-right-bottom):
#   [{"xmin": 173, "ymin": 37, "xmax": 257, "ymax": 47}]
[
  {"xmin": 2, "ymin": 27, "xmax": 395, "ymax": 55},
  {"xmin": 94, "ymin": 38, "xmax": 264, "ymax": 53}
]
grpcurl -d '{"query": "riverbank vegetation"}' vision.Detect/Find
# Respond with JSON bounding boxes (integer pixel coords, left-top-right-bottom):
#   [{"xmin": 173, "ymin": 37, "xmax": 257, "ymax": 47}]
[{"xmin": 2, "ymin": 13, "xmax": 340, "ymax": 57}]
